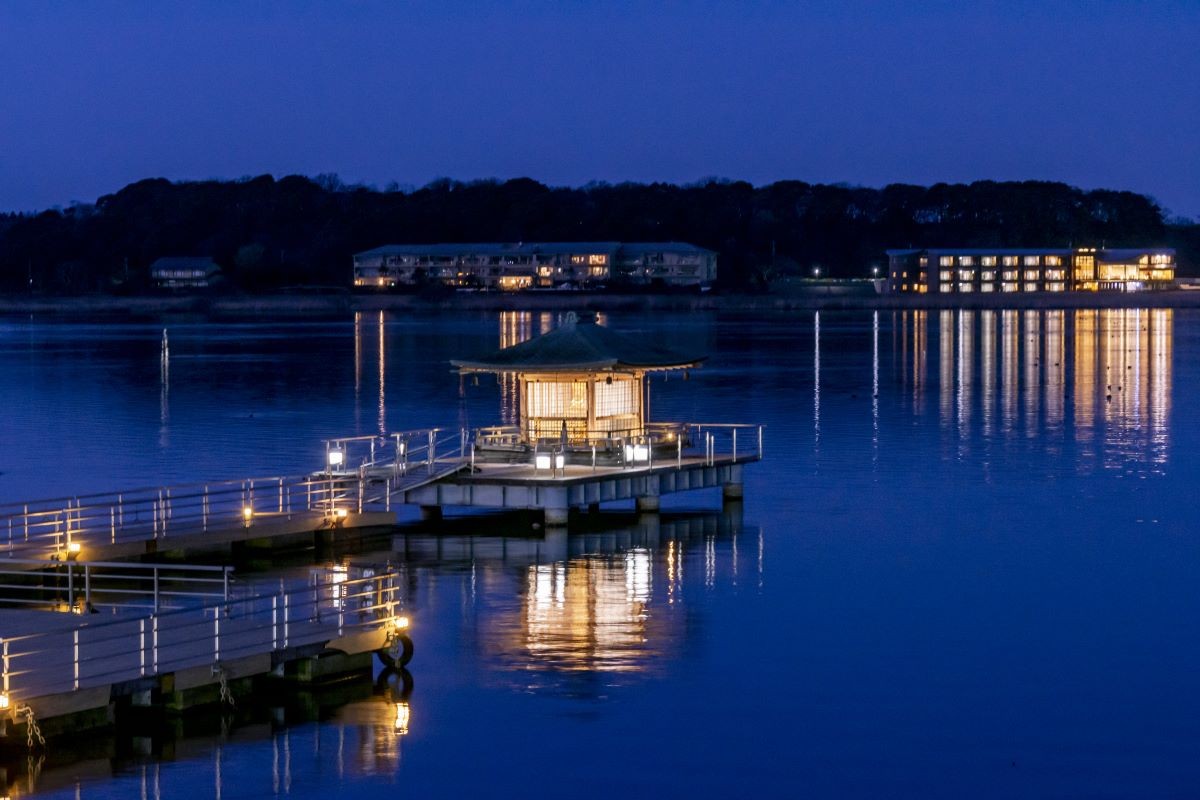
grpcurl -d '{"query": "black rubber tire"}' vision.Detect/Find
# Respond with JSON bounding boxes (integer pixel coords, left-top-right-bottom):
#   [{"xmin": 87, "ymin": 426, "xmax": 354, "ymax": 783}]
[{"xmin": 376, "ymin": 633, "xmax": 414, "ymax": 668}]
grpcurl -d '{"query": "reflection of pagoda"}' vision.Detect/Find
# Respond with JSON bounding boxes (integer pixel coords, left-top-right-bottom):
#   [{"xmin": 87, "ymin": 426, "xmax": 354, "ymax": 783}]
[{"xmin": 389, "ymin": 511, "xmax": 757, "ymax": 696}]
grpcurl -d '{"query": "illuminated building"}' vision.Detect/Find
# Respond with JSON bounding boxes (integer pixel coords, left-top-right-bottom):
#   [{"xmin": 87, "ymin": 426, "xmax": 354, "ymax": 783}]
[
  {"xmin": 351, "ymin": 241, "xmax": 716, "ymax": 290},
  {"xmin": 149, "ymin": 256, "xmax": 222, "ymax": 289},
  {"xmin": 452, "ymin": 311, "xmax": 703, "ymax": 448},
  {"xmin": 884, "ymin": 247, "xmax": 1175, "ymax": 294}
]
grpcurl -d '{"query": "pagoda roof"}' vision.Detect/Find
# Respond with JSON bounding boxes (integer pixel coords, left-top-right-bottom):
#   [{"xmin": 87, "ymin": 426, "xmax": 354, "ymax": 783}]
[{"xmin": 451, "ymin": 312, "xmax": 706, "ymax": 373}]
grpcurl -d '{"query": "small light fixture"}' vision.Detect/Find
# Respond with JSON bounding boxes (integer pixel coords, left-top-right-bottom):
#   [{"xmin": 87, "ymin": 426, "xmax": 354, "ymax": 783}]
[
  {"xmin": 335, "ymin": 508, "xmax": 349, "ymax": 519},
  {"xmin": 328, "ymin": 449, "xmax": 344, "ymax": 468},
  {"xmin": 392, "ymin": 615, "xmax": 410, "ymax": 630},
  {"xmin": 67, "ymin": 541, "xmax": 82, "ymax": 555},
  {"xmin": 0, "ymin": 692, "xmax": 10, "ymax": 710},
  {"xmin": 535, "ymin": 454, "xmax": 551, "ymax": 470},
  {"xmin": 554, "ymin": 454, "xmax": 565, "ymax": 469},
  {"xmin": 243, "ymin": 506, "xmax": 253, "ymax": 527}
]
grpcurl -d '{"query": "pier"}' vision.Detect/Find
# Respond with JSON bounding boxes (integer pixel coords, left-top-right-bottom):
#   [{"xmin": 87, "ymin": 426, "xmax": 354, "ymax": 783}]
[{"xmin": 0, "ymin": 312, "xmax": 760, "ymax": 744}]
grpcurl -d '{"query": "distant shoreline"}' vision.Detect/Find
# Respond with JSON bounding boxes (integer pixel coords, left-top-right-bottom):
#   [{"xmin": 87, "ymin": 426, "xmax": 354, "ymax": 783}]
[{"xmin": 4, "ymin": 290, "xmax": 1200, "ymax": 317}]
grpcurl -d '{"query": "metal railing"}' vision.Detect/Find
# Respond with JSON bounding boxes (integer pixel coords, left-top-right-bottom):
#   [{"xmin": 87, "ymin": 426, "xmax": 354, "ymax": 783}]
[
  {"xmin": 0, "ymin": 559, "xmax": 232, "ymax": 612},
  {"xmin": 0, "ymin": 569, "xmax": 405, "ymax": 705},
  {"xmin": 0, "ymin": 474, "xmax": 359, "ymax": 560}
]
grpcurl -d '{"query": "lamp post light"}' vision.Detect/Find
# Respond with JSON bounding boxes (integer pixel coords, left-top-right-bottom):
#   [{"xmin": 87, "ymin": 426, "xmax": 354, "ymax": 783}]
[{"xmin": 812, "ymin": 266, "xmax": 821, "ymax": 278}]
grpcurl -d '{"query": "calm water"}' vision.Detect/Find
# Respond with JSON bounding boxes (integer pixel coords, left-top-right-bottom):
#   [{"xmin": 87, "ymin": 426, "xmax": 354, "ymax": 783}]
[{"xmin": 3, "ymin": 308, "xmax": 1199, "ymax": 798}]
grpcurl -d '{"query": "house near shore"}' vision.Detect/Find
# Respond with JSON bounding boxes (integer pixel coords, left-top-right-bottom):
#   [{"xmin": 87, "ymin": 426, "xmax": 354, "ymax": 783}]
[
  {"xmin": 150, "ymin": 257, "xmax": 222, "ymax": 290},
  {"xmin": 351, "ymin": 241, "xmax": 717, "ymax": 291},
  {"xmin": 884, "ymin": 247, "xmax": 1176, "ymax": 295}
]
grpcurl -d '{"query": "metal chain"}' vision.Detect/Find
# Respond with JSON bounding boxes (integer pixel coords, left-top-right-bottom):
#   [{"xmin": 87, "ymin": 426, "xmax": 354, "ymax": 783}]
[{"xmin": 18, "ymin": 704, "xmax": 45, "ymax": 749}]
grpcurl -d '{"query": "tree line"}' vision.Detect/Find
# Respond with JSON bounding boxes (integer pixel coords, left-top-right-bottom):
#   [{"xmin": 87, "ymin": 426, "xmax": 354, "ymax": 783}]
[{"xmin": 0, "ymin": 175, "xmax": 1196, "ymax": 293}]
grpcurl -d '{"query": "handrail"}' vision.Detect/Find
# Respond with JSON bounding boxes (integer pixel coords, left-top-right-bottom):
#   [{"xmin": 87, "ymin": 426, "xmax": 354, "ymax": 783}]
[{"xmin": 0, "ymin": 570, "xmax": 407, "ymax": 704}]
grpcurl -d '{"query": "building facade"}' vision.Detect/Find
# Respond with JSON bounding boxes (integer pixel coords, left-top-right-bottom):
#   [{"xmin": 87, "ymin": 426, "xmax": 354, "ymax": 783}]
[
  {"xmin": 150, "ymin": 257, "xmax": 222, "ymax": 289},
  {"xmin": 885, "ymin": 248, "xmax": 1176, "ymax": 295},
  {"xmin": 352, "ymin": 242, "xmax": 716, "ymax": 290}
]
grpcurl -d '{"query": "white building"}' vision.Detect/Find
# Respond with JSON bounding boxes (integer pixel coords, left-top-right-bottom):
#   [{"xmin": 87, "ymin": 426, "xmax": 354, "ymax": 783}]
[{"xmin": 353, "ymin": 242, "xmax": 716, "ymax": 290}]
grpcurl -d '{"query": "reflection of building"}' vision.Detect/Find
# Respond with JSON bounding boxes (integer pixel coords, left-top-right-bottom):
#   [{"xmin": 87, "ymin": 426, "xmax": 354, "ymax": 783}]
[
  {"xmin": 885, "ymin": 247, "xmax": 1175, "ymax": 294},
  {"xmin": 898, "ymin": 308, "xmax": 1173, "ymax": 472},
  {"xmin": 391, "ymin": 511, "xmax": 758, "ymax": 693},
  {"xmin": 352, "ymin": 242, "xmax": 717, "ymax": 290}
]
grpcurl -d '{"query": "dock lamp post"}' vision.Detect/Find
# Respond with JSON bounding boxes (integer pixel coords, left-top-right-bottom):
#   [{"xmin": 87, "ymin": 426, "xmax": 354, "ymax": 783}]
[{"xmin": 812, "ymin": 266, "xmax": 822, "ymax": 278}]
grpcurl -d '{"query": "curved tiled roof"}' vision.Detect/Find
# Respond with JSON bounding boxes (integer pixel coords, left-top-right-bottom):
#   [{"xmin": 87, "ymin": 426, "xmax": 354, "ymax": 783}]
[{"xmin": 451, "ymin": 313, "xmax": 705, "ymax": 373}]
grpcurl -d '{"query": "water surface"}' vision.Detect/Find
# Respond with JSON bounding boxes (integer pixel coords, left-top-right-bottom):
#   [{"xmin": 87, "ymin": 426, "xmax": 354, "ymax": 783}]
[{"xmin": 2, "ymin": 308, "xmax": 1198, "ymax": 798}]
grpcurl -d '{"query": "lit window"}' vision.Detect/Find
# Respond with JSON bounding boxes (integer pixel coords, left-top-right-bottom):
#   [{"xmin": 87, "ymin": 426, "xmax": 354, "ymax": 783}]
[
  {"xmin": 1151, "ymin": 254, "xmax": 1172, "ymax": 265},
  {"xmin": 1001, "ymin": 282, "xmax": 1019, "ymax": 292},
  {"xmin": 1024, "ymin": 282, "xmax": 1039, "ymax": 292},
  {"xmin": 939, "ymin": 282, "xmax": 954, "ymax": 293},
  {"xmin": 939, "ymin": 256, "xmax": 954, "ymax": 267},
  {"xmin": 1001, "ymin": 270, "xmax": 1017, "ymax": 281},
  {"xmin": 959, "ymin": 256, "xmax": 975, "ymax": 266},
  {"xmin": 1045, "ymin": 269, "xmax": 1065, "ymax": 280},
  {"xmin": 981, "ymin": 256, "xmax": 997, "ymax": 267},
  {"xmin": 588, "ymin": 254, "xmax": 607, "ymax": 265},
  {"xmin": 919, "ymin": 257, "xmax": 929, "ymax": 267},
  {"xmin": 1023, "ymin": 270, "xmax": 1039, "ymax": 281},
  {"xmin": 980, "ymin": 283, "xmax": 995, "ymax": 292},
  {"xmin": 1023, "ymin": 255, "xmax": 1040, "ymax": 266},
  {"xmin": 958, "ymin": 269, "xmax": 974, "ymax": 281},
  {"xmin": 902, "ymin": 272, "xmax": 908, "ymax": 278},
  {"xmin": 958, "ymin": 283, "xmax": 974, "ymax": 292},
  {"xmin": 939, "ymin": 270, "xmax": 952, "ymax": 281},
  {"xmin": 571, "ymin": 255, "xmax": 586, "ymax": 264},
  {"xmin": 1046, "ymin": 282, "xmax": 1065, "ymax": 292},
  {"xmin": 981, "ymin": 270, "xmax": 995, "ymax": 281},
  {"xmin": 1002, "ymin": 256, "xmax": 1019, "ymax": 267},
  {"xmin": 1045, "ymin": 255, "xmax": 1062, "ymax": 266}
]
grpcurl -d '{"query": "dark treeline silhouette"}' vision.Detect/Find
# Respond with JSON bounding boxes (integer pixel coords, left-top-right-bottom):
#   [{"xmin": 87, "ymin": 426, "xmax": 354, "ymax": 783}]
[{"xmin": 0, "ymin": 175, "xmax": 1196, "ymax": 293}]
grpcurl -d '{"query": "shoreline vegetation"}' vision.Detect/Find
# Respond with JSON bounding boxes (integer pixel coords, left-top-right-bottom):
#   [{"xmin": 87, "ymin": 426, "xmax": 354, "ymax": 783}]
[
  {"xmin": 3, "ymin": 176, "xmax": 1197, "ymax": 295},
  {"xmin": 6, "ymin": 288, "xmax": 1200, "ymax": 318}
]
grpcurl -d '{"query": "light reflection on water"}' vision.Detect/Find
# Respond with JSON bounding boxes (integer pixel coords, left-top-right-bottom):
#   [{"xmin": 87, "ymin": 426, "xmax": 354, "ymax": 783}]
[{"xmin": 4, "ymin": 307, "xmax": 1200, "ymax": 797}]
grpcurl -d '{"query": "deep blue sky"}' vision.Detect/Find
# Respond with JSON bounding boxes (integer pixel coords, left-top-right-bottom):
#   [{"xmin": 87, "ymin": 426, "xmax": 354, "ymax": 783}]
[{"xmin": 1, "ymin": 1, "xmax": 1197, "ymax": 218}]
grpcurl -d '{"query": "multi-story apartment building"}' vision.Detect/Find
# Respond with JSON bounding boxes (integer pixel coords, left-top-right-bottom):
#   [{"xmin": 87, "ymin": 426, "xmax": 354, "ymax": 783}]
[
  {"xmin": 884, "ymin": 248, "xmax": 1176, "ymax": 295},
  {"xmin": 352, "ymin": 242, "xmax": 716, "ymax": 290}
]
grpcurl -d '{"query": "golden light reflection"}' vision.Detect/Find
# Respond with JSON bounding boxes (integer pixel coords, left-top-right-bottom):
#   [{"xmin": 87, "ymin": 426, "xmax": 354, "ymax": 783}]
[
  {"xmin": 499, "ymin": 311, "xmax": 533, "ymax": 423},
  {"xmin": 903, "ymin": 308, "xmax": 1173, "ymax": 474}
]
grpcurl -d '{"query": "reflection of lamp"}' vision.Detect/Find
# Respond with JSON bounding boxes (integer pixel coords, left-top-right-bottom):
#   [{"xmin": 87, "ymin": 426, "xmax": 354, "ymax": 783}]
[{"xmin": 394, "ymin": 701, "xmax": 411, "ymax": 734}]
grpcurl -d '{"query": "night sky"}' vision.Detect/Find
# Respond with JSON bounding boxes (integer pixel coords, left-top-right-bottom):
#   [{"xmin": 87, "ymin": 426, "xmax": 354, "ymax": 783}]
[{"xmin": 1, "ymin": 1, "xmax": 1197, "ymax": 217}]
